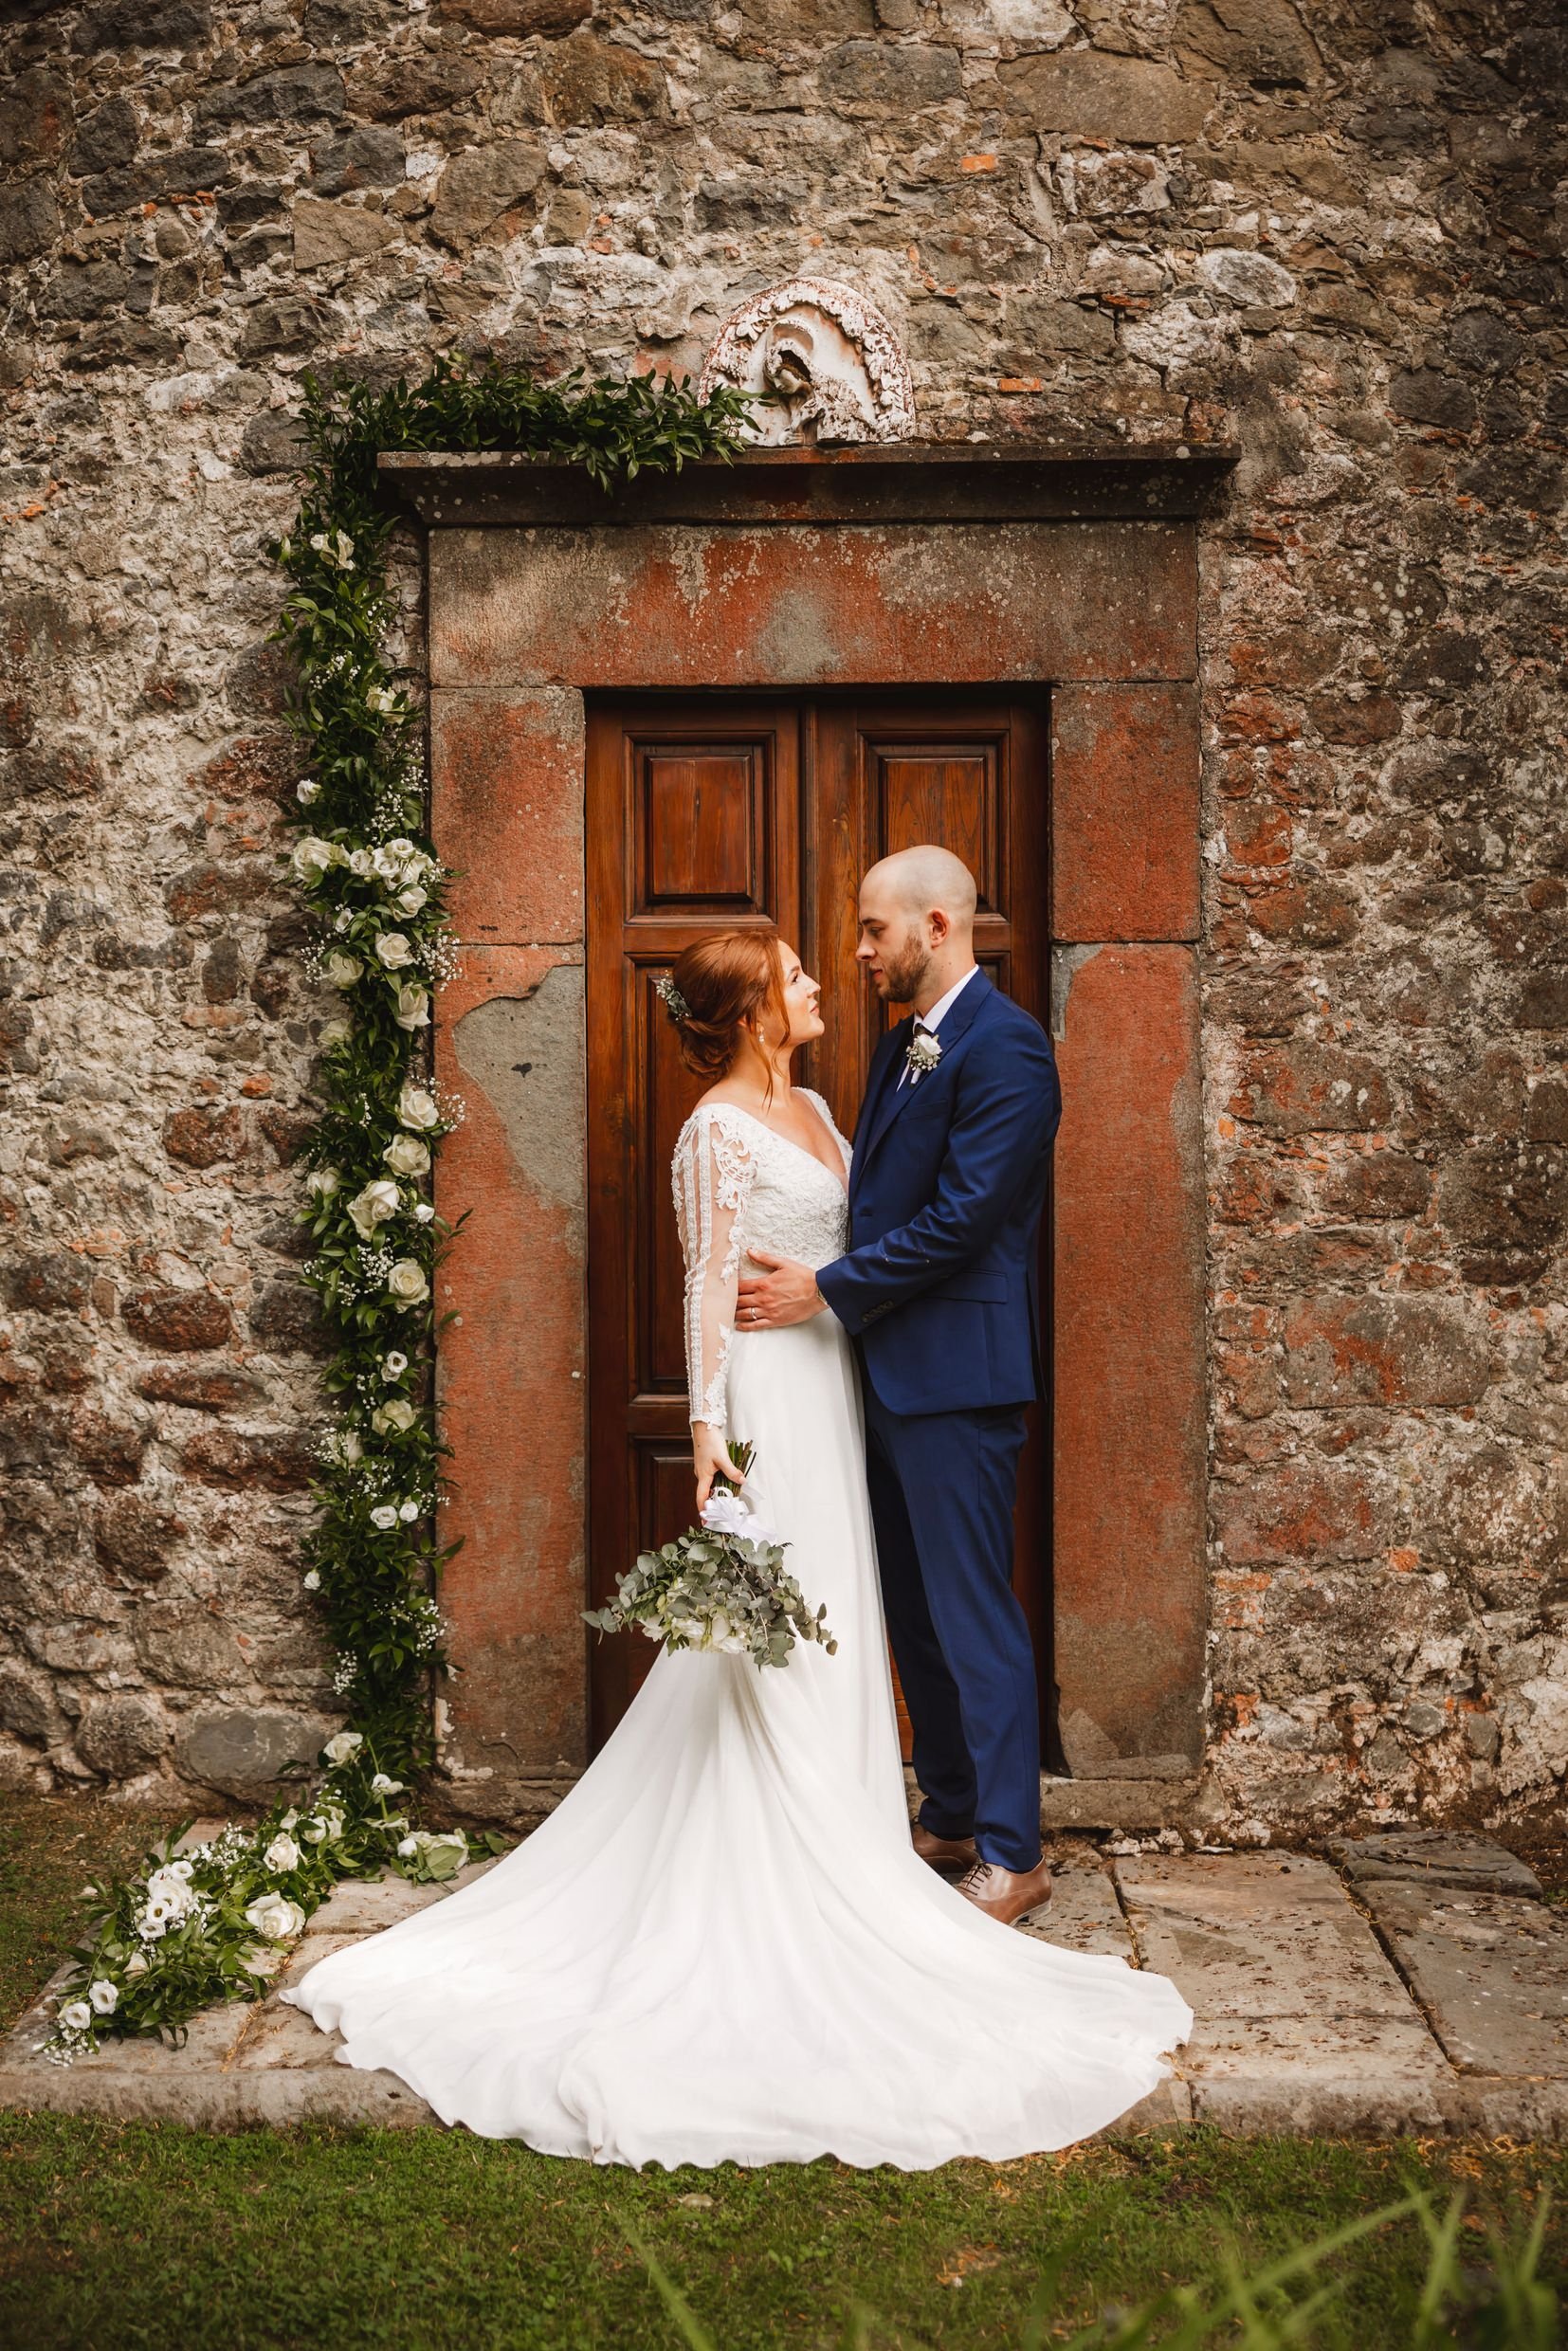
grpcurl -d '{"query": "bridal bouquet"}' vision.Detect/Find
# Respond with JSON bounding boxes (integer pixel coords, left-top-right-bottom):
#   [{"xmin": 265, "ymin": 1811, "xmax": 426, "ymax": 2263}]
[{"xmin": 584, "ymin": 1446, "xmax": 837, "ymax": 1669}]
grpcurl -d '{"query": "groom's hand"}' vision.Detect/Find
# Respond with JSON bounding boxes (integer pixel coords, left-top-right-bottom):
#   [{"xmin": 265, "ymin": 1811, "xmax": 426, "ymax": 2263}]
[{"xmin": 737, "ymin": 1252, "xmax": 826, "ymax": 1330}]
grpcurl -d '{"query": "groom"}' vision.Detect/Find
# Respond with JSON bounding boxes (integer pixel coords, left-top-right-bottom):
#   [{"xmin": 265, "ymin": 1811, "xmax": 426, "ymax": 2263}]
[{"xmin": 738, "ymin": 846, "xmax": 1062, "ymax": 1926}]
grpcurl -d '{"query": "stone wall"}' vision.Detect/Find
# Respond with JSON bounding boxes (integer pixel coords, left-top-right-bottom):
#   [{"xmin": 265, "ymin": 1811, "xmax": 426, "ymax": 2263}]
[{"xmin": 0, "ymin": 0, "xmax": 1563, "ymax": 1833}]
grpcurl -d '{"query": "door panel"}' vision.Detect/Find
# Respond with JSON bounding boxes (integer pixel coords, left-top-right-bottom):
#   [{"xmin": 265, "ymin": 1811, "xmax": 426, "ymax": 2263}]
[{"xmin": 587, "ymin": 692, "xmax": 1054, "ymax": 1757}]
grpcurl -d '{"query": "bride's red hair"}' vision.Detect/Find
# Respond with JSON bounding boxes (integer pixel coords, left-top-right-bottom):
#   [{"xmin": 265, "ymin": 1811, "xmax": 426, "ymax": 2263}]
[{"xmin": 666, "ymin": 930, "xmax": 789, "ymax": 1084}]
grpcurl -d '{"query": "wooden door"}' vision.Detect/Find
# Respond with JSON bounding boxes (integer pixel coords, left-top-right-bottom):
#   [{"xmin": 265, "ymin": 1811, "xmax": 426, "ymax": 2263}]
[{"xmin": 586, "ymin": 692, "xmax": 1053, "ymax": 1754}]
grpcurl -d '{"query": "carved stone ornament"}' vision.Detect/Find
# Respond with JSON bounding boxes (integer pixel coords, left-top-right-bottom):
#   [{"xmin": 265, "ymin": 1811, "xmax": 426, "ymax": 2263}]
[{"xmin": 696, "ymin": 277, "xmax": 917, "ymax": 446}]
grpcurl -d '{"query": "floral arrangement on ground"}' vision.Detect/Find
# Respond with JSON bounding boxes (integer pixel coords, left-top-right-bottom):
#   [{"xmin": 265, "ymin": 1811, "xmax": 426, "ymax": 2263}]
[{"xmin": 43, "ymin": 357, "xmax": 752, "ymax": 2060}]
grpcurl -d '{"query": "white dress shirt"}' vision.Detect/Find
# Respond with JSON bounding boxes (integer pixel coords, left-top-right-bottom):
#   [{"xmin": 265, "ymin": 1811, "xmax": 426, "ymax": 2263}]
[{"xmin": 896, "ymin": 963, "xmax": 979, "ymax": 1087}]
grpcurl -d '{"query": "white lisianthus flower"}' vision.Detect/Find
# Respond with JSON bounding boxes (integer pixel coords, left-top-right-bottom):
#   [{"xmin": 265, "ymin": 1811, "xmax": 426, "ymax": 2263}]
[
  {"xmin": 306, "ymin": 1167, "xmax": 341, "ymax": 1198},
  {"xmin": 299, "ymin": 1816, "xmax": 325, "ymax": 1844},
  {"xmin": 381, "ymin": 1350, "xmax": 409, "ymax": 1380},
  {"xmin": 367, "ymin": 684, "xmax": 402, "ymax": 717},
  {"xmin": 387, "ymin": 1259, "xmax": 429, "ymax": 1307},
  {"xmin": 392, "ymin": 983, "xmax": 429, "ymax": 1031},
  {"xmin": 394, "ymin": 885, "xmax": 428, "ymax": 917},
  {"xmin": 384, "ymin": 836, "xmax": 418, "ymax": 865},
  {"xmin": 291, "ymin": 835, "xmax": 339, "ymax": 884},
  {"xmin": 414, "ymin": 1202, "xmax": 435, "ymax": 1224},
  {"xmin": 59, "ymin": 2000, "xmax": 93, "ymax": 2033},
  {"xmin": 302, "ymin": 1568, "xmax": 321, "ymax": 1592},
  {"xmin": 318, "ymin": 1017, "xmax": 352, "ymax": 1048},
  {"xmin": 371, "ymin": 1772, "xmax": 405, "ymax": 1795},
  {"xmin": 333, "ymin": 908, "xmax": 353, "ymax": 932},
  {"xmin": 281, "ymin": 1808, "xmax": 300, "ymax": 1832},
  {"xmin": 370, "ymin": 845, "xmax": 404, "ymax": 881},
  {"xmin": 145, "ymin": 1863, "xmax": 193, "ymax": 1906},
  {"xmin": 383, "ymin": 1133, "xmax": 429, "ymax": 1177},
  {"xmin": 244, "ymin": 1892, "xmax": 306, "ymax": 1941},
  {"xmin": 347, "ymin": 847, "xmax": 374, "ymax": 879},
  {"xmin": 370, "ymin": 1504, "xmax": 399, "ymax": 1530},
  {"xmin": 374, "ymin": 931, "xmax": 415, "ymax": 970},
  {"xmin": 398, "ymin": 1500, "xmax": 419, "ymax": 1523},
  {"xmin": 264, "ymin": 1833, "xmax": 301, "ymax": 1873},
  {"xmin": 336, "ymin": 1431, "xmax": 363, "ymax": 1465},
  {"xmin": 88, "ymin": 1979, "xmax": 119, "ymax": 2014},
  {"xmin": 322, "ymin": 1729, "xmax": 363, "ymax": 1763},
  {"xmin": 397, "ymin": 1834, "xmax": 420, "ymax": 1857},
  {"xmin": 323, "ymin": 951, "xmax": 362, "ymax": 990},
  {"xmin": 348, "ymin": 1177, "xmax": 401, "ymax": 1240},
  {"xmin": 296, "ymin": 778, "xmax": 320, "ymax": 806},
  {"xmin": 397, "ymin": 1084, "xmax": 441, "ymax": 1131},
  {"xmin": 372, "ymin": 1401, "xmax": 417, "ymax": 1435},
  {"xmin": 124, "ymin": 1950, "xmax": 148, "ymax": 1977}
]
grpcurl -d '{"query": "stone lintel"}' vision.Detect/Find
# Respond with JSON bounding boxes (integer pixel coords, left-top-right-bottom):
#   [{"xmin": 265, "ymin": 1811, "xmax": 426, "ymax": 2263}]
[{"xmin": 379, "ymin": 441, "xmax": 1239, "ymax": 530}]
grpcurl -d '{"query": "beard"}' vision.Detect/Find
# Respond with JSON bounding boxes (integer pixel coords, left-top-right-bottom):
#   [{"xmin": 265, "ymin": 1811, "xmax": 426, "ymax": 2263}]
[{"xmin": 873, "ymin": 927, "xmax": 932, "ymax": 1005}]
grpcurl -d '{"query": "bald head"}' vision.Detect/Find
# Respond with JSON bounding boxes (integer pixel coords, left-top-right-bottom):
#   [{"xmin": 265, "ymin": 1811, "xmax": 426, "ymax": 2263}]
[
  {"xmin": 856, "ymin": 844, "xmax": 979, "ymax": 1013},
  {"xmin": 865, "ymin": 845, "xmax": 977, "ymax": 928}
]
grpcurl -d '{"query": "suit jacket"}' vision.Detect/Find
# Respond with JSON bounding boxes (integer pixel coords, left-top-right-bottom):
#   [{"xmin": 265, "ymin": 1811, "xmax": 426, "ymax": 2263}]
[{"xmin": 814, "ymin": 970, "xmax": 1062, "ymax": 1417}]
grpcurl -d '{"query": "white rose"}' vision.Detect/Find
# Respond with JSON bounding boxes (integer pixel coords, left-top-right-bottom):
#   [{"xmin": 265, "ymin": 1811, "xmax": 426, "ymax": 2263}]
[
  {"xmin": 385, "ymin": 837, "xmax": 417, "ymax": 863},
  {"xmin": 372, "ymin": 1401, "xmax": 417, "ymax": 1435},
  {"xmin": 319, "ymin": 1018, "xmax": 352, "ymax": 1048},
  {"xmin": 392, "ymin": 983, "xmax": 429, "ymax": 1032},
  {"xmin": 291, "ymin": 836, "xmax": 339, "ymax": 884},
  {"xmin": 88, "ymin": 1979, "xmax": 119, "ymax": 2014},
  {"xmin": 337, "ymin": 1431, "xmax": 363, "ymax": 1465},
  {"xmin": 387, "ymin": 1259, "xmax": 429, "ymax": 1307},
  {"xmin": 244, "ymin": 1892, "xmax": 306, "ymax": 1941},
  {"xmin": 347, "ymin": 847, "xmax": 374, "ymax": 879},
  {"xmin": 397, "ymin": 1084, "xmax": 441, "ymax": 1130},
  {"xmin": 322, "ymin": 1730, "xmax": 362, "ymax": 1763},
  {"xmin": 397, "ymin": 1834, "xmax": 420, "ymax": 1857},
  {"xmin": 398, "ymin": 1500, "xmax": 419, "ymax": 1523},
  {"xmin": 59, "ymin": 2000, "xmax": 93, "ymax": 2033},
  {"xmin": 124, "ymin": 1951, "xmax": 148, "ymax": 1977},
  {"xmin": 414, "ymin": 1202, "xmax": 435, "ymax": 1224},
  {"xmin": 307, "ymin": 1167, "xmax": 341, "ymax": 1199},
  {"xmin": 348, "ymin": 1177, "xmax": 401, "ymax": 1240},
  {"xmin": 280, "ymin": 1808, "xmax": 300, "ymax": 1832},
  {"xmin": 394, "ymin": 885, "xmax": 428, "ymax": 917},
  {"xmin": 324, "ymin": 951, "xmax": 362, "ymax": 990},
  {"xmin": 302, "ymin": 1568, "xmax": 320, "ymax": 1591},
  {"xmin": 374, "ymin": 931, "xmax": 415, "ymax": 970},
  {"xmin": 371, "ymin": 1772, "xmax": 405, "ymax": 1795},
  {"xmin": 264, "ymin": 1834, "xmax": 301, "ymax": 1873},
  {"xmin": 381, "ymin": 1350, "xmax": 408, "ymax": 1379},
  {"xmin": 370, "ymin": 1504, "xmax": 399, "ymax": 1530},
  {"xmin": 296, "ymin": 778, "xmax": 320, "ymax": 806},
  {"xmin": 383, "ymin": 1133, "xmax": 429, "ymax": 1177}
]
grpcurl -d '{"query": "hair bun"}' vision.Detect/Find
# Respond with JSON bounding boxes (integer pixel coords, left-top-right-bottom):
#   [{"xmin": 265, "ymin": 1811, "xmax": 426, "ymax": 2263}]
[{"xmin": 663, "ymin": 932, "xmax": 786, "ymax": 1084}]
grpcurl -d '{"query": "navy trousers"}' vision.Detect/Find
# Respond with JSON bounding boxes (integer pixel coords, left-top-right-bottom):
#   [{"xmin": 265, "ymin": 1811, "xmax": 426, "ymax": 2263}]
[{"xmin": 862, "ymin": 1384, "xmax": 1041, "ymax": 1873}]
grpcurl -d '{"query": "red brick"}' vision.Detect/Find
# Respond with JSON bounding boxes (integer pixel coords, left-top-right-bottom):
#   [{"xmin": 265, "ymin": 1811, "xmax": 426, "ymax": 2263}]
[
  {"xmin": 1050, "ymin": 683, "xmax": 1199, "ymax": 943},
  {"xmin": 1051, "ymin": 944, "xmax": 1205, "ymax": 1768},
  {"xmin": 429, "ymin": 521, "xmax": 1197, "ymax": 691},
  {"xmin": 430, "ymin": 688, "xmax": 584, "ymax": 946}
]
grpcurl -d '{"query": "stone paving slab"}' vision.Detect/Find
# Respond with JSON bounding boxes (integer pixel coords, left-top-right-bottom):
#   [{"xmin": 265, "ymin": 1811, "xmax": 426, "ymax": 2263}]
[
  {"xmin": 1114, "ymin": 1852, "xmax": 1463, "ymax": 2135},
  {"xmin": 1357, "ymin": 1879, "xmax": 1568, "ymax": 2078},
  {"xmin": 4, "ymin": 1849, "xmax": 1567, "ymax": 2141},
  {"xmin": 1328, "ymin": 1830, "xmax": 1543, "ymax": 1900}
]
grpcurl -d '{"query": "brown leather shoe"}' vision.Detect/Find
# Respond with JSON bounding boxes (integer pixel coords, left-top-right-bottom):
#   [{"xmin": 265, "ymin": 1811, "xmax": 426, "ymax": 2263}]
[
  {"xmin": 956, "ymin": 1854, "xmax": 1053, "ymax": 1925},
  {"xmin": 912, "ymin": 1823, "xmax": 979, "ymax": 1874}
]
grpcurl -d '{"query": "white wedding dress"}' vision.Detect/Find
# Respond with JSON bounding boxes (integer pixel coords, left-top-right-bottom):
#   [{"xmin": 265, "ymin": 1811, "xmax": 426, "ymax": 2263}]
[{"xmin": 283, "ymin": 1091, "xmax": 1193, "ymax": 2165}]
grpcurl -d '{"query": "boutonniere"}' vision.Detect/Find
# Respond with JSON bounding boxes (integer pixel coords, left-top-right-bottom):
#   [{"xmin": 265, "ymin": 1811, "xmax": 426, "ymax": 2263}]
[{"xmin": 904, "ymin": 1030, "xmax": 941, "ymax": 1084}]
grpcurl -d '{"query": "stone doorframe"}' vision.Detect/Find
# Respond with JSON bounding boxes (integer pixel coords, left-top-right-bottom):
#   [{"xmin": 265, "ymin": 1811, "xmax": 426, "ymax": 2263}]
[{"xmin": 381, "ymin": 442, "xmax": 1236, "ymax": 1829}]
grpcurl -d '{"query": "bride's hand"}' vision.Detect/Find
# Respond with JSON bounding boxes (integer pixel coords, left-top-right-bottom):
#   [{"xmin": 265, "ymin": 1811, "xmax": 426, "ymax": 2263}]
[{"xmin": 692, "ymin": 1424, "xmax": 741, "ymax": 1514}]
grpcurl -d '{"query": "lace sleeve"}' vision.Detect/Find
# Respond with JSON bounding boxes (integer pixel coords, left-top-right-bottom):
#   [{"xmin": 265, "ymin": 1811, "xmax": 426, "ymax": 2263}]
[{"xmin": 670, "ymin": 1110, "xmax": 757, "ymax": 1433}]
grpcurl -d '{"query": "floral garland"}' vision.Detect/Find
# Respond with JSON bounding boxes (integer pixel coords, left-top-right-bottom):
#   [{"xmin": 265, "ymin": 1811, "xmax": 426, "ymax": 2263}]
[{"xmin": 43, "ymin": 359, "xmax": 753, "ymax": 2059}]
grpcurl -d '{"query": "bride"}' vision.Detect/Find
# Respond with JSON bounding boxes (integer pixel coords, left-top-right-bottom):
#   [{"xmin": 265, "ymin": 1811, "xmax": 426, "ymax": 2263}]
[{"xmin": 283, "ymin": 928, "xmax": 1193, "ymax": 2166}]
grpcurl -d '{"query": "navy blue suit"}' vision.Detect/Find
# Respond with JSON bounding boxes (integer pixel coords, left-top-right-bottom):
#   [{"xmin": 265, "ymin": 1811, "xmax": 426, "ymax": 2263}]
[{"xmin": 815, "ymin": 971, "xmax": 1061, "ymax": 1870}]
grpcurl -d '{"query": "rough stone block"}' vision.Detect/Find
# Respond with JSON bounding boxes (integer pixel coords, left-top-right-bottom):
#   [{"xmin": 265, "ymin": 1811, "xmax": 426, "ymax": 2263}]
[
  {"xmin": 436, "ymin": 952, "xmax": 590, "ymax": 1777},
  {"xmin": 1327, "ymin": 1829, "xmax": 1543, "ymax": 1899},
  {"xmin": 1052, "ymin": 947, "xmax": 1206, "ymax": 1771},
  {"xmin": 1050, "ymin": 684, "xmax": 1200, "ymax": 943},
  {"xmin": 1019, "ymin": 1862, "xmax": 1135, "ymax": 1960},
  {"xmin": 173, "ymin": 1706, "xmax": 340, "ymax": 1796},
  {"xmin": 996, "ymin": 50, "xmax": 1212, "ymax": 143},
  {"xmin": 428, "ymin": 523, "xmax": 1196, "ymax": 692},
  {"xmin": 1183, "ymin": 2014, "xmax": 1455, "ymax": 2136},
  {"xmin": 430, "ymin": 688, "xmax": 585, "ymax": 945},
  {"xmin": 1281, "ymin": 1295, "xmax": 1494, "ymax": 1410}
]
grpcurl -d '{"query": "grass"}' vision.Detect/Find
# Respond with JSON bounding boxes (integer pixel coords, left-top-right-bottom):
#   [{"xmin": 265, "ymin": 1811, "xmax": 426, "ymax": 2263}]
[{"xmin": 1, "ymin": 1795, "xmax": 1564, "ymax": 2348}]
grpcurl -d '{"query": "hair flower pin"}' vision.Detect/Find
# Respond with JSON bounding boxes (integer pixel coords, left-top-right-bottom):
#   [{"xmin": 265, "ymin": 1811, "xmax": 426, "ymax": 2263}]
[
  {"xmin": 655, "ymin": 974, "xmax": 690, "ymax": 1026},
  {"xmin": 904, "ymin": 1030, "xmax": 941, "ymax": 1084}
]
